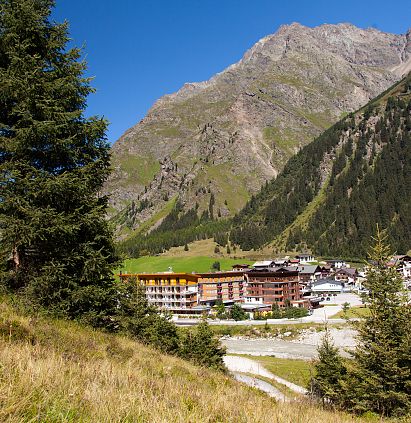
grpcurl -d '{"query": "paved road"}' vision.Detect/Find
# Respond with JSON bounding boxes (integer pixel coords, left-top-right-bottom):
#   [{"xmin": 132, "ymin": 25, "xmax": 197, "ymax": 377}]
[{"xmin": 174, "ymin": 293, "xmax": 362, "ymax": 326}]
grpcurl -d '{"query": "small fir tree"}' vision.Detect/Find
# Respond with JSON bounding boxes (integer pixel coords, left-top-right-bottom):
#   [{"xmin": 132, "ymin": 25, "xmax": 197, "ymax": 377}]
[
  {"xmin": 309, "ymin": 326, "xmax": 347, "ymax": 406},
  {"xmin": 179, "ymin": 320, "xmax": 226, "ymax": 371},
  {"xmin": 211, "ymin": 261, "xmax": 220, "ymax": 271},
  {"xmin": 215, "ymin": 303, "xmax": 226, "ymax": 319}
]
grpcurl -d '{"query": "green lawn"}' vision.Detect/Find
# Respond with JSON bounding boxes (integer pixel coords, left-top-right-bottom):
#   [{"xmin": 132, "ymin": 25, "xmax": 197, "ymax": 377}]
[
  {"xmin": 330, "ymin": 306, "xmax": 370, "ymax": 319},
  {"xmin": 118, "ymin": 256, "xmax": 253, "ymax": 274},
  {"xmin": 239, "ymin": 355, "xmax": 313, "ymax": 387}
]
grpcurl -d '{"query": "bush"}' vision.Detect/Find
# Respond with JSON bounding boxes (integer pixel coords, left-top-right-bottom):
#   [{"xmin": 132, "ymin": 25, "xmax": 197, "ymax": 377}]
[
  {"xmin": 230, "ymin": 304, "xmax": 248, "ymax": 321},
  {"xmin": 179, "ymin": 321, "xmax": 226, "ymax": 371}
]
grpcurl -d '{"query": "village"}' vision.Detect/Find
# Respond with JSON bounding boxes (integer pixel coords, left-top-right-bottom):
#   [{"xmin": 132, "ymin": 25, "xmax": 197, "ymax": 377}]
[{"xmin": 119, "ymin": 253, "xmax": 411, "ymax": 319}]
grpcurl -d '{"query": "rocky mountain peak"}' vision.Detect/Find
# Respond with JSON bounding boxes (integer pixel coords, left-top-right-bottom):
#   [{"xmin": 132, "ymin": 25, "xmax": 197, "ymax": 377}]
[{"xmin": 106, "ymin": 23, "xmax": 409, "ymax": 239}]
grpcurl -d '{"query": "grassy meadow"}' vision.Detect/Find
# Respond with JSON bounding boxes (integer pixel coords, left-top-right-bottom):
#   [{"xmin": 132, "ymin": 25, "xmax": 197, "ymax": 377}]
[
  {"xmin": 118, "ymin": 255, "xmax": 254, "ymax": 274},
  {"xmin": 330, "ymin": 305, "xmax": 371, "ymax": 319},
  {"xmin": 0, "ymin": 299, "xmax": 378, "ymax": 423},
  {"xmin": 240, "ymin": 355, "xmax": 313, "ymax": 387}
]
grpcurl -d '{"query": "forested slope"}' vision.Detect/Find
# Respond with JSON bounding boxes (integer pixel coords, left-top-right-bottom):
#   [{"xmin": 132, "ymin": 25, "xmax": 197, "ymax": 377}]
[{"xmin": 231, "ymin": 72, "xmax": 411, "ymax": 257}]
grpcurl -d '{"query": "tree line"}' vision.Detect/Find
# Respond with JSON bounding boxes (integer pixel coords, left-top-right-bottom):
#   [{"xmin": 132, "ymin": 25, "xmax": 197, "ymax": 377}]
[{"xmin": 117, "ymin": 200, "xmax": 231, "ymax": 257}]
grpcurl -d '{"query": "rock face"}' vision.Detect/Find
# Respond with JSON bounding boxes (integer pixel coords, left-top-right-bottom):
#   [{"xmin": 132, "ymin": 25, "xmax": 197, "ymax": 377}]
[{"xmin": 106, "ymin": 23, "xmax": 411, "ymax": 235}]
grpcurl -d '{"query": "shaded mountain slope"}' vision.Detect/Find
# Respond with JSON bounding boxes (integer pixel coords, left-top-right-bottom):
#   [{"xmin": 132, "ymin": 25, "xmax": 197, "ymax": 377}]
[{"xmin": 231, "ymin": 72, "xmax": 411, "ymax": 257}]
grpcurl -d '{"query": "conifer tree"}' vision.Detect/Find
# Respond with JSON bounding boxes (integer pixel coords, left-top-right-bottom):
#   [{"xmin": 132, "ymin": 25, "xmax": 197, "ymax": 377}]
[
  {"xmin": 0, "ymin": 0, "xmax": 119, "ymax": 323},
  {"xmin": 117, "ymin": 279, "xmax": 179, "ymax": 354},
  {"xmin": 230, "ymin": 303, "xmax": 247, "ymax": 321},
  {"xmin": 343, "ymin": 227, "xmax": 411, "ymax": 416},
  {"xmin": 179, "ymin": 320, "xmax": 226, "ymax": 370},
  {"xmin": 309, "ymin": 326, "xmax": 347, "ymax": 406}
]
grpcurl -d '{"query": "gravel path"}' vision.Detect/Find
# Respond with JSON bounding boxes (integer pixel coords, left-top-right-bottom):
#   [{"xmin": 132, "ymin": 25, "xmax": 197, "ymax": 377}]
[
  {"xmin": 231, "ymin": 373, "xmax": 288, "ymax": 401},
  {"xmin": 224, "ymin": 355, "xmax": 307, "ymax": 396}
]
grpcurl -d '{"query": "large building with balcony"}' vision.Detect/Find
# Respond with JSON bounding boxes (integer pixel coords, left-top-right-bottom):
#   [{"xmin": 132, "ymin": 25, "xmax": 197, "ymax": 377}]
[
  {"xmin": 197, "ymin": 271, "xmax": 246, "ymax": 305},
  {"xmin": 119, "ymin": 272, "xmax": 201, "ymax": 313},
  {"xmin": 245, "ymin": 270, "xmax": 304, "ymax": 307}
]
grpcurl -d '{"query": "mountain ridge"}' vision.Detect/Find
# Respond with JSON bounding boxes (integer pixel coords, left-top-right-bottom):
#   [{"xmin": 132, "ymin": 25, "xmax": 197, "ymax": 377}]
[{"xmin": 106, "ymin": 23, "xmax": 411, "ymax": 239}]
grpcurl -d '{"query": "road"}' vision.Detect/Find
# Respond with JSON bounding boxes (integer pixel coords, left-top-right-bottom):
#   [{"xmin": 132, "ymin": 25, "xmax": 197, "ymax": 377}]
[{"xmin": 174, "ymin": 293, "xmax": 362, "ymax": 326}]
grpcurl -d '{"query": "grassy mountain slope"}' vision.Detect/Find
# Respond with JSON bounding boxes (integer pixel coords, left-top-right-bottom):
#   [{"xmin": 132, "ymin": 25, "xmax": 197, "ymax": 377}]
[
  {"xmin": 0, "ymin": 299, "xmax": 369, "ymax": 423},
  {"xmin": 231, "ymin": 72, "xmax": 411, "ymax": 257},
  {"xmin": 106, "ymin": 24, "xmax": 411, "ymax": 239}
]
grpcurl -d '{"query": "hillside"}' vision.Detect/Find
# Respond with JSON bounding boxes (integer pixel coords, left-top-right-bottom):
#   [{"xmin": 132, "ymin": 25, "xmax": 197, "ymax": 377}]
[
  {"xmin": 0, "ymin": 299, "xmax": 369, "ymax": 423},
  {"xmin": 105, "ymin": 23, "xmax": 410, "ymax": 238},
  {"xmin": 231, "ymin": 72, "xmax": 411, "ymax": 257}
]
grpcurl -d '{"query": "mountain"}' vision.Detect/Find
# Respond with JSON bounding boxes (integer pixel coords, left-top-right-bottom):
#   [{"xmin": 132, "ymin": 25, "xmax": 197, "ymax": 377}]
[
  {"xmin": 106, "ymin": 23, "xmax": 411, "ymax": 237},
  {"xmin": 230, "ymin": 71, "xmax": 411, "ymax": 258}
]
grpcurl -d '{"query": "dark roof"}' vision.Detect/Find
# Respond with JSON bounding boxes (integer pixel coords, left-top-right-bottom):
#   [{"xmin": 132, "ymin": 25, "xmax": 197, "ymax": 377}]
[
  {"xmin": 285, "ymin": 265, "xmax": 320, "ymax": 274},
  {"xmin": 247, "ymin": 270, "xmax": 299, "ymax": 278},
  {"xmin": 335, "ymin": 268, "xmax": 357, "ymax": 276},
  {"xmin": 198, "ymin": 271, "xmax": 248, "ymax": 278}
]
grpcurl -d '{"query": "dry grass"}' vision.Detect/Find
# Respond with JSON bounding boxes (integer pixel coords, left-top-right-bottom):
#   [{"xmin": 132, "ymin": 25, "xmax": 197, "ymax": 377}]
[{"xmin": 0, "ymin": 300, "xmax": 381, "ymax": 422}]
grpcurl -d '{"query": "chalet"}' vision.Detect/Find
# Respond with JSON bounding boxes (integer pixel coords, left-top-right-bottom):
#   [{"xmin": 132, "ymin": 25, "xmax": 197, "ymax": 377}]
[
  {"xmin": 232, "ymin": 264, "xmax": 250, "ymax": 271},
  {"xmin": 273, "ymin": 257, "xmax": 291, "ymax": 266},
  {"xmin": 296, "ymin": 254, "xmax": 315, "ymax": 264},
  {"xmin": 251, "ymin": 260, "xmax": 276, "ymax": 270},
  {"xmin": 326, "ymin": 259, "xmax": 347, "ymax": 269},
  {"xmin": 319, "ymin": 265, "xmax": 332, "ymax": 278},
  {"xmin": 387, "ymin": 255, "xmax": 411, "ymax": 281},
  {"xmin": 335, "ymin": 267, "xmax": 358, "ymax": 285},
  {"xmin": 293, "ymin": 265, "xmax": 322, "ymax": 283}
]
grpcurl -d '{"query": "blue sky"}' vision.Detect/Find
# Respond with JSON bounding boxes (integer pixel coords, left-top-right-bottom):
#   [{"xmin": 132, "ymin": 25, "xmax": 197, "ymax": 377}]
[{"xmin": 53, "ymin": 0, "xmax": 411, "ymax": 144}]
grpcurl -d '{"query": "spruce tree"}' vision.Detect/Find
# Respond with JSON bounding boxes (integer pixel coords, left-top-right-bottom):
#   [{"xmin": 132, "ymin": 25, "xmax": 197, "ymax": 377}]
[
  {"xmin": 179, "ymin": 320, "xmax": 226, "ymax": 371},
  {"xmin": 0, "ymin": 0, "xmax": 119, "ymax": 323},
  {"xmin": 118, "ymin": 280, "xmax": 179, "ymax": 354},
  {"xmin": 309, "ymin": 326, "xmax": 347, "ymax": 406},
  {"xmin": 343, "ymin": 228, "xmax": 411, "ymax": 417},
  {"xmin": 230, "ymin": 303, "xmax": 247, "ymax": 321}
]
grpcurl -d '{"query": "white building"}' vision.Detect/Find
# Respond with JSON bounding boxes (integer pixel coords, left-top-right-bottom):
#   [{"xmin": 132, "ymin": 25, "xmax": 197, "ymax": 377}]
[
  {"xmin": 296, "ymin": 254, "xmax": 315, "ymax": 264},
  {"xmin": 311, "ymin": 279, "xmax": 346, "ymax": 294}
]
